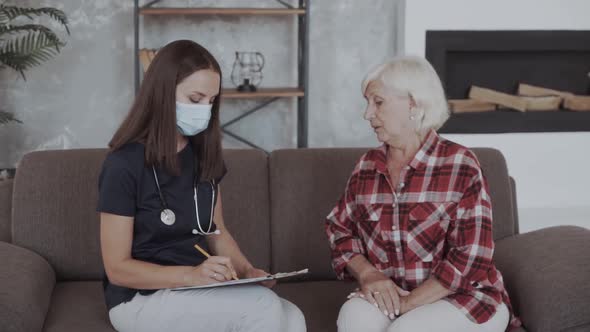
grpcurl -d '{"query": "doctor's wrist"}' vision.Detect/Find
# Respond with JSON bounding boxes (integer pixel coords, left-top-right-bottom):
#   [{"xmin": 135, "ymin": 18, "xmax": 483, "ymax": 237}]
[{"xmin": 171, "ymin": 266, "xmax": 195, "ymax": 288}]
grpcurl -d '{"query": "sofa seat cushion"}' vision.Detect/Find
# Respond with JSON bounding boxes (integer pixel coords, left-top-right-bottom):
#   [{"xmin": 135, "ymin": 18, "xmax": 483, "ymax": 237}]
[
  {"xmin": 495, "ymin": 226, "xmax": 590, "ymax": 332},
  {"xmin": 275, "ymin": 281, "xmax": 357, "ymax": 332},
  {"xmin": 43, "ymin": 281, "xmax": 114, "ymax": 332}
]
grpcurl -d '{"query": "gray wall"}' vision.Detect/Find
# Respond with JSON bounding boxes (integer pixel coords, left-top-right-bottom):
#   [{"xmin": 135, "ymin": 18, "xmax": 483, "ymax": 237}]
[{"xmin": 0, "ymin": 0, "xmax": 398, "ymax": 168}]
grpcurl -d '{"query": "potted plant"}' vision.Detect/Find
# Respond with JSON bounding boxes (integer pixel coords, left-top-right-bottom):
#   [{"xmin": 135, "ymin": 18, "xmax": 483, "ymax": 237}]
[
  {"xmin": 0, "ymin": 3, "xmax": 69, "ymax": 124},
  {"xmin": 0, "ymin": 3, "xmax": 69, "ymax": 180}
]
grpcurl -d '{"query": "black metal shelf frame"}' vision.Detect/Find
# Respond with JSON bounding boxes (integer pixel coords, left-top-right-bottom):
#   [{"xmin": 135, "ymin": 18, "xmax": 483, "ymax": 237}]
[{"xmin": 133, "ymin": 0, "xmax": 310, "ymax": 152}]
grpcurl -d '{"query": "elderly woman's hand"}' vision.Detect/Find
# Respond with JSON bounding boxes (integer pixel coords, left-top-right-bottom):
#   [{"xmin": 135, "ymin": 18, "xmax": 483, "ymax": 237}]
[{"xmin": 354, "ymin": 269, "xmax": 410, "ymax": 319}]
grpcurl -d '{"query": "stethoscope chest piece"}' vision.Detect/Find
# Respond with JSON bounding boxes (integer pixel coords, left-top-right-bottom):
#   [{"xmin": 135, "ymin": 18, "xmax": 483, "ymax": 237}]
[
  {"xmin": 160, "ymin": 208, "xmax": 176, "ymax": 226},
  {"xmin": 152, "ymin": 165, "xmax": 216, "ymax": 234}
]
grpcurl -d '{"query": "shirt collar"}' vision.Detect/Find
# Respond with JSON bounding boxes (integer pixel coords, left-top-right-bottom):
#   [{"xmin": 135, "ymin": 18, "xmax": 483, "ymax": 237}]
[
  {"xmin": 374, "ymin": 129, "xmax": 440, "ymax": 175},
  {"xmin": 408, "ymin": 129, "xmax": 440, "ymax": 170}
]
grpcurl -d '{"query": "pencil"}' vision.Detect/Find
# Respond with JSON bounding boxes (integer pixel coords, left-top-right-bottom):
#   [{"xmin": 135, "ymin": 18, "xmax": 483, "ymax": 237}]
[{"xmin": 194, "ymin": 244, "xmax": 239, "ymax": 280}]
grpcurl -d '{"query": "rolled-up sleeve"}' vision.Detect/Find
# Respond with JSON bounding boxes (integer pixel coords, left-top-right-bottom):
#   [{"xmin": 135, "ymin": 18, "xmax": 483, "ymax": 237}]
[
  {"xmin": 432, "ymin": 168, "xmax": 495, "ymax": 293},
  {"xmin": 325, "ymin": 172, "xmax": 366, "ymax": 280}
]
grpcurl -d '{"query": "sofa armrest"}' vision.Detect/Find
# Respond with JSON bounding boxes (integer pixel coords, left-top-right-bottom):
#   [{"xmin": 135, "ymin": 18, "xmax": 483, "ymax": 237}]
[
  {"xmin": 0, "ymin": 179, "xmax": 13, "ymax": 242},
  {"xmin": 495, "ymin": 226, "xmax": 590, "ymax": 332},
  {"xmin": 0, "ymin": 241, "xmax": 56, "ymax": 332}
]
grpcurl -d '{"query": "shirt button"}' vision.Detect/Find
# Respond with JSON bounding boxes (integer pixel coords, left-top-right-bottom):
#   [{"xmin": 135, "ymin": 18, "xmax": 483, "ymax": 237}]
[
  {"xmin": 391, "ymin": 225, "xmax": 397, "ymax": 230},
  {"xmin": 395, "ymin": 248, "xmax": 401, "ymax": 253},
  {"xmin": 399, "ymin": 182, "xmax": 405, "ymax": 188},
  {"xmin": 392, "ymin": 203, "xmax": 396, "ymax": 207}
]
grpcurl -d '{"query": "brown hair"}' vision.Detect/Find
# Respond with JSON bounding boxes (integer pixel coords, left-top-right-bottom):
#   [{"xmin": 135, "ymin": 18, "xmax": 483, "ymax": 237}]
[{"xmin": 109, "ymin": 40, "xmax": 224, "ymax": 181}]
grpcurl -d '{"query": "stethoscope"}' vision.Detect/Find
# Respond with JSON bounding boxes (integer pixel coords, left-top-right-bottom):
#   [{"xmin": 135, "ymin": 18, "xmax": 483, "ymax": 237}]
[{"xmin": 152, "ymin": 166, "xmax": 220, "ymax": 235}]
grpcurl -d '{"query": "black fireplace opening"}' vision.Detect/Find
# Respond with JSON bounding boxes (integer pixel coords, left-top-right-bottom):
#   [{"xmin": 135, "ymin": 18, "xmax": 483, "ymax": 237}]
[{"xmin": 425, "ymin": 30, "xmax": 590, "ymax": 133}]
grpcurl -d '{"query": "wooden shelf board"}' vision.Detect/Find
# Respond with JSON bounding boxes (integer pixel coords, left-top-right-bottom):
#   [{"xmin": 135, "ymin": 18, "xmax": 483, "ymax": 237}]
[
  {"xmin": 222, "ymin": 88, "xmax": 304, "ymax": 99},
  {"xmin": 139, "ymin": 7, "xmax": 306, "ymax": 16}
]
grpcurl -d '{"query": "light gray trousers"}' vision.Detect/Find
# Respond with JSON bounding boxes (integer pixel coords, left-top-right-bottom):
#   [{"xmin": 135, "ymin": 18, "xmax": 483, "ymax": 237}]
[
  {"xmin": 337, "ymin": 298, "xmax": 509, "ymax": 332},
  {"xmin": 109, "ymin": 285, "xmax": 306, "ymax": 332}
]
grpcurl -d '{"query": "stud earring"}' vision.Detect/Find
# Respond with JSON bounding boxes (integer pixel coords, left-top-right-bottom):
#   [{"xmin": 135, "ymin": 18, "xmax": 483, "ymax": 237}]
[{"xmin": 410, "ymin": 115, "xmax": 415, "ymax": 120}]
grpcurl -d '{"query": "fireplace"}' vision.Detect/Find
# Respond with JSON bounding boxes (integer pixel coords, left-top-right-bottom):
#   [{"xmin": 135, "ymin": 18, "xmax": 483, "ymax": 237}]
[{"xmin": 425, "ymin": 30, "xmax": 590, "ymax": 133}]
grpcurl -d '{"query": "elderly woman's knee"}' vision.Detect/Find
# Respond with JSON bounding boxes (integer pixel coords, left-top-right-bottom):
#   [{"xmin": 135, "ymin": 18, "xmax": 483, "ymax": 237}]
[
  {"xmin": 337, "ymin": 298, "xmax": 389, "ymax": 332},
  {"xmin": 387, "ymin": 316, "xmax": 428, "ymax": 332},
  {"xmin": 338, "ymin": 298, "xmax": 366, "ymax": 322}
]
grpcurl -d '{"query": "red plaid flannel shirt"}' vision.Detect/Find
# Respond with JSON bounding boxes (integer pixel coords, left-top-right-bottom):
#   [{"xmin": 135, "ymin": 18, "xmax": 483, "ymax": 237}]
[{"xmin": 326, "ymin": 130, "xmax": 521, "ymax": 330}]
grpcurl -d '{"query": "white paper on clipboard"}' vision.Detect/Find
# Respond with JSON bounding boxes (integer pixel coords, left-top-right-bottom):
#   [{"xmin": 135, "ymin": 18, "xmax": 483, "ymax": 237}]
[{"xmin": 170, "ymin": 269, "xmax": 309, "ymax": 291}]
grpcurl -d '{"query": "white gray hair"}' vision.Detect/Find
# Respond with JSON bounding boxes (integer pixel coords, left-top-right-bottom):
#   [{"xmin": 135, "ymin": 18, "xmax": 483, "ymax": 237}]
[{"xmin": 361, "ymin": 56, "xmax": 450, "ymax": 137}]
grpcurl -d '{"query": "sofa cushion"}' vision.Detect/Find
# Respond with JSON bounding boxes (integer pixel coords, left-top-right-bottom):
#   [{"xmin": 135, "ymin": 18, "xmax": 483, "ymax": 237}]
[
  {"xmin": 275, "ymin": 280, "xmax": 357, "ymax": 332},
  {"xmin": 13, "ymin": 149, "xmax": 108, "ymax": 281},
  {"xmin": 219, "ymin": 149, "xmax": 271, "ymax": 271},
  {"xmin": 0, "ymin": 241, "xmax": 55, "ymax": 332},
  {"xmin": 270, "ymin": 148, "xmax": 365, "ymax": 280},
  {"xmin": 42, "ymin": 281, "xmax": 114, "ymax": 332},
  {"xmin": 0, "ymin": 179, "xmax": 13, "ymax": 242},
  {"xmin": 509, "ymin": 177, "xmax": 520, "ymax": 234},
  {"xmin": 495, "ymin": 226, "xmax": 590, "ymax": 332},
  {"xmin": 12, "ymin": 148, "xmax": 271, "ymax": 281},
  {"xmin": 471, "ymin": 147, "xmax": 516, "ymax": 240},
  {"xmin": 269, "ymin": 148, "xmax": 516, "ymax": 280}
]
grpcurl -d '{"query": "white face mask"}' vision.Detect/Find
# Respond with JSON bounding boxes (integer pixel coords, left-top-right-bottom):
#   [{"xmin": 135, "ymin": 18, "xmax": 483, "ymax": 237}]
[{"xmin": 175, "ymin": 101, "xmax": 212, "ymax": 136}]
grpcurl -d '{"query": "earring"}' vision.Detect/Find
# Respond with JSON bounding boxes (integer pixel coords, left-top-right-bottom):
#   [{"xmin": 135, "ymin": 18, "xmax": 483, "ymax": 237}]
[{"xmin": 410, "ymin": 115, "xmax": 415, "ymax": 120}]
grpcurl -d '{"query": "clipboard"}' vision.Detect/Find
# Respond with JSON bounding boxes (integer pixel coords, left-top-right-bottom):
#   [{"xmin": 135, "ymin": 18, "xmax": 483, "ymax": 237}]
[{"xmin": 170, "ymin": 268, "xmax": 309, "ymax": 291}]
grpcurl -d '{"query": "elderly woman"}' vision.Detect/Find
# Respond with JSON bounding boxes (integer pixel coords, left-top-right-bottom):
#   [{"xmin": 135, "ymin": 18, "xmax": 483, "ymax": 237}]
[{"xmin": 325, "ymin": 56, "xmax": 521, "ymax": 332}]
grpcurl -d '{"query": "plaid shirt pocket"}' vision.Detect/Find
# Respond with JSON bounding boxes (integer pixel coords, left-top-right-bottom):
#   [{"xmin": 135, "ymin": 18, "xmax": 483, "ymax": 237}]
[
  {"xmin": 356, "ymin": 202, "xmax": 391, "ymax": 264},
  {"xmin": 406, "ymin": 202, "xmax": 455, "ymax": 263}
]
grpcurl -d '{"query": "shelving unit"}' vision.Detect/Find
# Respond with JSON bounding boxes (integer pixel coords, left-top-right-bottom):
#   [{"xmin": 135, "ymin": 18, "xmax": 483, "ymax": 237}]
[
  {"xmin": 139, "ymin": 7, "xmax": 306, "ymax": 16},
  {"xmin": 221, "ymin": 87, "xmax": 304, "ymax": 99},
  {"xmin": 133, "ymin": 0, "xmax": 310, "ymax": 151}
]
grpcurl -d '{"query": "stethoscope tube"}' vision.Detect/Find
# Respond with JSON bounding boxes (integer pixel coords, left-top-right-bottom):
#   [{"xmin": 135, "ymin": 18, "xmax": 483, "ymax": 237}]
[
  {"xmin": 152, "ymin": 166, "xmax": 218, "ymax": 235},
  {"xmin": 191, "ymin": 180, "xmax": 219, "ymax": 235}
]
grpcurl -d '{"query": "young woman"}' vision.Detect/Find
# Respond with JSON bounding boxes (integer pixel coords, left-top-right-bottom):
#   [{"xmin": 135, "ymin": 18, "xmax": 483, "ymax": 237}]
[{"xmin": 98, "ymin": 40, "xmax": 305, "ymax": 332}]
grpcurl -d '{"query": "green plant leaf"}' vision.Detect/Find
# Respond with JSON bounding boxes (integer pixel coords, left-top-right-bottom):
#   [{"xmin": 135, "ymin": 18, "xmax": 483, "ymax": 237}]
[
  {"xmin": 0, "ymin": 5, "xmax": 69, "ymax": 34},
  {"xmin": 0, "ymin": 24, "xmax": 64, "ymax": 51},
  {"xmin": 0, "ymin": 30, "xmax": 62, "ymax": 79},
  {"xmin": 0, "ymin": 5, "xmax": 69, "ymax": 78}
]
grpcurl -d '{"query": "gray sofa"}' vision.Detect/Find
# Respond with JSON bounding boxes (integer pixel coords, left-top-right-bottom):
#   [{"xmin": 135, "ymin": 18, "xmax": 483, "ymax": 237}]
[{"xmin": 0, "ymin": 147, "xmax": 589, "ymax": 332}]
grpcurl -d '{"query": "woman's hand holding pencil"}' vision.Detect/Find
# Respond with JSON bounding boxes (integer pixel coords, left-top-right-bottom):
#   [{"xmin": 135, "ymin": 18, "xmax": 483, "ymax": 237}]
[
  {"xmin": 180, "ymin": 255, "xmax": 237, "ymax": 287},
  {"xmin": 194, "ymin": 244, "xmax": 239, "ymax": 281},
  {"xmin": 178, "ymin": 244, "xmax": 239, "ymax": 286},
  {"xmin": 193, "ymin": 244, "xmax": 275, "ymax": 288}
]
